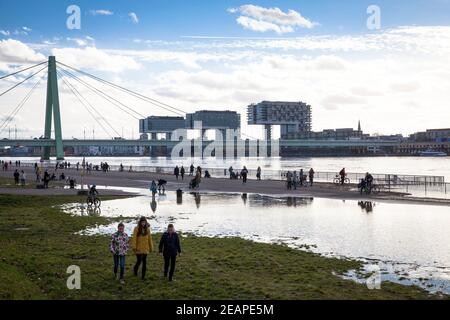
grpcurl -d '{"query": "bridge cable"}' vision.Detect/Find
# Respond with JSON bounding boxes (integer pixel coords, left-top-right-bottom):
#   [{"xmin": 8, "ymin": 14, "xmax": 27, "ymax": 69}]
[
  {"xmin": 0, "ymin": 65, "xmax": 47, "ymax": 98},
  {"xmin": 57, "ymin": 66, "xmax": 143, "ymax": 120},
  {"xmin": 57, "ymin": 71, "xmax": 115, "ymax": 138},
  {"xmin": 0, "ymin": 72, "xmax": 46, "ymax": 135},
  {"xmin": 56, "ymin": 69, "xmax": 127, "ymax": 132},
  {"xmin": 57, "ymin": 63, "xmax": 183, "ymax": 117},
  {"xmin": 57, "ymin": 70, "xmax": 117, "ymax": 138},
  {"xmin": 57, "ymin": 70, "xmax": 119, "ymax": 138},
  {"xmin": 0, "ymin": 61, "xmax": 47, "ymax": 81},
  {"xmin": 56, "ymin": 61, "xmax": 185, "ymax": 116}
]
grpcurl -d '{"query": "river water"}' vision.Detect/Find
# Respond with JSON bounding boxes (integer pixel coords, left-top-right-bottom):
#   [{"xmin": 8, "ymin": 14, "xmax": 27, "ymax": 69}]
[
  {"xmin": 63, "ymin": 190, "xmax": 450, "ymax": 294},
  {"xmin": 3, "ymin": 156, "xmax": 450, "ymax": 180}
]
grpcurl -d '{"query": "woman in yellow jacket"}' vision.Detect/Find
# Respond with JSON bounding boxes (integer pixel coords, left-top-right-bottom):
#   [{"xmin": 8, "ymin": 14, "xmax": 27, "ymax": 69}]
[{"xmin": 131, "ymin": 216, "xmax": 154, "ymax": 280}]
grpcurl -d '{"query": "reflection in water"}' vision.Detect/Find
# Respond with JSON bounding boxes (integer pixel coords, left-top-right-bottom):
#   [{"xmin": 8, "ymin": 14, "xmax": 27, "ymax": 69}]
[
  {"xmin": 358, "ymin": 201, "xmax": 375, "ymax": 213},
  {"xmin": 66, "ymin": 192, "xmax": 450, "ymax": 294},
  {"xmin": 192, "ymin": 192, "xmax": 201, "ymax": 208},
  {"xmin": 248, "ymin": 194, "xmax": 314, "ymax": 208},
  {"xmin": 241, "ymin": 193, "xmax": 248, "ymax": 205},
  {"xmin": 150, "ymin": 197, "xmax": 157, "ymax": 213},
  {"xmin": 78, "ymin": 206, "xmax": 101, "ymax": 216},
  {"xmin": 176, "ymin": 189, "xmax": 183, "ymax": 205}
]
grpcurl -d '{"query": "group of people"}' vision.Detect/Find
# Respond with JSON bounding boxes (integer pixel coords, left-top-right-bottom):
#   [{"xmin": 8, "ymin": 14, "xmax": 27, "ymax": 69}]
[
  {"xmin": 173, "ymin": 166, "xmax": 186, "ymax": 180},
  {"xmin": 13, "ymin": 169, "xmax": 26, "ymax": 186},
  {"xmin": 110, "ymin": 218, "xmax": 182, "ymax": 284},
  {"xmin": 228, "ymin": 166, "xmax": 255, "ymax": 183},
  {"xmin": 150, "ymin": 179, "xmax": 168, "ymax": 196},
  {"xmin": 285, "ymin": 168, "xmax": 315, "ymax": 190},
  {"xmin": 32, "ymin": 163, "xmax": 77, "ymax": 189},
  {"xmin": 1, "ymin": 160, "xmax": 11, "ymax": 171},
  {"xmin": 358, "ymin": 172, "xmax": 375, "ymax": 194}
]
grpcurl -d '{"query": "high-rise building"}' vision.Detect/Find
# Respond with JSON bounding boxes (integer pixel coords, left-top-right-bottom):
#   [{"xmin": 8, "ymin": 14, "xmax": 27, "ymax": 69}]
[
  {"xmin": 139, "ymin": 116, "xmax": 186, "ymax": 139},
  {"xmin": 185, "ymin": 110, "xmax": 241, "ymax": 130},
  {"xmin": 247, "ymin": 101, "xmax": 312, "ymax": 139}
]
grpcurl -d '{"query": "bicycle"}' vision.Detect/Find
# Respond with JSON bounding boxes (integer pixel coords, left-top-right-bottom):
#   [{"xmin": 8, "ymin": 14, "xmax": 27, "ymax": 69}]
[
  {"xmin": 359, "ymin": 183, "xmax": 380, "ymax": 195},
  {"xmin": 333, "ymin": 174, "xmax": 350, "ymax": 185},
  {"xmin": 87, "ymin": 195, "xmax": 101, "ymax": 208},
  {"xmin": 371, "ymin": 184, "xmax": 381, "ymax": 194}
]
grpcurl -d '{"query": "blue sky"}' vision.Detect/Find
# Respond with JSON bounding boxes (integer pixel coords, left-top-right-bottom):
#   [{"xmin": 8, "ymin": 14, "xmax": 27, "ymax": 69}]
[
  {"xmin": 1, "ymin": 1, "xmax": 450, "ymax": 139},
  {"xmin": 1, "ymin": 0, "xmax": 450, "ymax": 44}
]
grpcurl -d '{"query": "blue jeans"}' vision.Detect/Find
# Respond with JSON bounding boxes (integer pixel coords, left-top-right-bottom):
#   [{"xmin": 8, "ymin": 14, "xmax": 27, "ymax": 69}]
[{"xmin": 113, "ymin": 255, "xmax": 126, "ymax": 279}]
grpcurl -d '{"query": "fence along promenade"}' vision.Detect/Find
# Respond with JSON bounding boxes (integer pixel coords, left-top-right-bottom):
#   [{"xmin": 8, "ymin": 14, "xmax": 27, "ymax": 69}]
[
  {"xmin": 4, "ymin": 160, "xmax": 450, "ymax": 198},
  {"xmin": 10, "ymin": 160, "xmax": 445, "ymax": 184}
]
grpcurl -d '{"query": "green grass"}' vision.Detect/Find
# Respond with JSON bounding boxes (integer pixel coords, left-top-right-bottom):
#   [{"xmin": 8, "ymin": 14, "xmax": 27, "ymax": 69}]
[
  {"xmin": 0, "ymin": 176, "xmax": 67, "ymax": 189},
  {"xmin": 0, "ymin": 194, "xmax": 444, "ymax": 300}
]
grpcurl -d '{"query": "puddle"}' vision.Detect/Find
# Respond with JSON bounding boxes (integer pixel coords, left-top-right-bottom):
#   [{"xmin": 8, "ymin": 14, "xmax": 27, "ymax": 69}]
[{"xmin": 61, "ymin": 191, "xmax": 450, "ymax": 294}]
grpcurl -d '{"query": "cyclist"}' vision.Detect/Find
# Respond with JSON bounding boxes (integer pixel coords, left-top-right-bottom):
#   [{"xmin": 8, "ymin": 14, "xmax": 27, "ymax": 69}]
[
  {"xmin": 89, "ymin": 185, "xmax": 99, "ymax": 200},
  {"xmin": 365, "ymin": 172, "xmax": 374, "ymax": 194}
]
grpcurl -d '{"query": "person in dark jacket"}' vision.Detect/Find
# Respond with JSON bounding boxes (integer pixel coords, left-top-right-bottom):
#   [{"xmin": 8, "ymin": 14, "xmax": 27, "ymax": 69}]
[
  {"xmin": 159, "ymin": 224, "xmax": 182, "ymax": 282},
  {"xmin": 180, "ymin": 166, "xmax": 185, "ymax": 180},
  {"xmin": 13, "ymin": 169, "xmax": 20, "ymax": 185}
]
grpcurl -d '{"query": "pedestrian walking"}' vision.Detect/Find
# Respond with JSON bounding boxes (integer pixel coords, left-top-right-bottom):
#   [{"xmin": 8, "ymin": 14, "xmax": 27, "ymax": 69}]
[
  {"xmin": 174, "ymin": 166, "xmax": 180, "ymax": 180},
  {"xmin": 241, "ymin": 166, "xmax": 249, "ymax": 184},
  {"xmin": 256, "ymin": 166, "xmax": 262, "ymax": 181},
  {"xmin": 110, "ymin": 223, "xmax": 130, "ymax": 284},
  {"xmin": 309, "ymin": 168, "xmax": 315, "ymax": 186},
  {"xmin": 159, "ymin": 224, "xmax": 182, "ymax": 282},
  {"xmin": 13, "ymin": 169, "xmax": 20, "ymax": 185},
  {"xmin": 20, "ymin": 170, "xmax": 26, "ymax": 186},
  {"xmin": 131, "ymin": 217, "xmax": 154, "ymax": 280}
]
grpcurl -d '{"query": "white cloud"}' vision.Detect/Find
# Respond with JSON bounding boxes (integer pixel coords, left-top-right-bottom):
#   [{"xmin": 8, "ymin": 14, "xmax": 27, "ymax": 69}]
[
  {"xmin": 2, "ymin": 25, "xmax": 450, "ymax": 138},
  {"xmin": 128, "ymin": 12, "xmax": 139, "ymax": 24},
  {"xmin": 236, "ymin": 16, "xmax": 294, "ymax": 34},
  {"xmin": 67, "ymin": 36, "xmax": 95, "ymax": 47},
  {"xmin": 321, "ymin": 94, "xmax": 366, "ymax": 110},
  {"xmin": 22, "ymin": 26, "xmax": 32, "ymax": 32},
  {"xmin": 90, "ymin": 9, "xmax": 114, "ymax": 16},
  {"xmin": 229, "ymin": 4, "xmax": 317, "ymax": 34},
  {"xmin": 52, "ymin": 46, "xmax": 141, "ymax": 73},
  {"xmin": 0, "ymin": 39, "xmax": 45, "ymax": 64},
  {"xmin": 0, "ymin": 30, "xmax": 10, "ymax": 36}
]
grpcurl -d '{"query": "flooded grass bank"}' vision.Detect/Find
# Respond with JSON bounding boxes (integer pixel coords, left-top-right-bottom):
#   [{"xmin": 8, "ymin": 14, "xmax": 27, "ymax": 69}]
[{"xmin": 0, "ymin": 194, "xmax": 441, "ymax": 299}]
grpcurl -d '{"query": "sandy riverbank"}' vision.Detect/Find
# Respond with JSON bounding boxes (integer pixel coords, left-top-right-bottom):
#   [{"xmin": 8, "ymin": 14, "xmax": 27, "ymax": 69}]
[{"xmin": 0, "ymin": 166, "xmax": 449, "ymax": 206}]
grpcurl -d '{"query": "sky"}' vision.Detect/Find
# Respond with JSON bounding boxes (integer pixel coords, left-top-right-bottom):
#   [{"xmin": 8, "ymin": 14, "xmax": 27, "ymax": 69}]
[{"xmin": 0, "ymin": 0, "xmax": 450, "ymax": 139}]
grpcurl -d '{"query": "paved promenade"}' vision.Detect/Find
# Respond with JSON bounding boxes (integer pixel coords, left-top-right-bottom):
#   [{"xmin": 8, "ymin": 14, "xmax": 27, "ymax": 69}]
[{"xmin": 1, "ymin": 165, "xmax": 449, "ymax": 206}]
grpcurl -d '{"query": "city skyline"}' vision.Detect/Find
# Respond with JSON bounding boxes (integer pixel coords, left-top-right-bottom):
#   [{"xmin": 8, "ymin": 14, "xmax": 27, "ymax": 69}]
[{"xmin": 1, "ymin": 0, "xmax": 450, "ymax": 139}]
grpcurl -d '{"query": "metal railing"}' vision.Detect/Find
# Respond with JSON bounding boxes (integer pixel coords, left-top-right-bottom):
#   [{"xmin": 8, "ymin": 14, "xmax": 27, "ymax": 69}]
[{"xmin": 7, "ymin": 160, "xmax": 445, "ymax": 185}]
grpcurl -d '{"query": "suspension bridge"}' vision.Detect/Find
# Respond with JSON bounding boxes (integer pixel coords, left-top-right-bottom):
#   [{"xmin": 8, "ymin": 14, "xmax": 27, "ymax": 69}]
[{"xmin": 0, "ymin": 56, "xmax": 400, "ymax": 160}]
